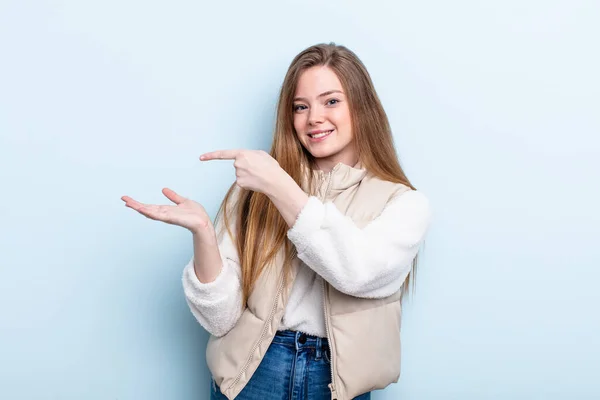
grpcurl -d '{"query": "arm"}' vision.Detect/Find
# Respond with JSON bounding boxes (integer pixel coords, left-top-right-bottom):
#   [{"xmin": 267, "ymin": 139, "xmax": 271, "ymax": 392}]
[
  {"xmin": 266, "ymin": 172, "xmax": 310, "ymax": 227},
  {"xmin": 182, "ymin": 189, "xmax": 244, "ymax": 337},
  {"xmin": 199, "ymin": 149, "xmax": 309, "ymax": 228},
  {"xmin": 286, "ymin": 190, "xmax": 432, "ymax": 298},
  {"xmin": 190, "ymin": 225, "xmax": 223, "ymax": 284},
  {"xmin": 122, "ymin": 186, "xmax": 244, "ymax": 336}
]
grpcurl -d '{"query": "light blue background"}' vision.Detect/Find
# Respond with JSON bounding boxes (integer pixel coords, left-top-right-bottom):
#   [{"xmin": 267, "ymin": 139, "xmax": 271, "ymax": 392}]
[{"xmin": 1, "ymin": 1, "xmax": 598, "ymax": 399}]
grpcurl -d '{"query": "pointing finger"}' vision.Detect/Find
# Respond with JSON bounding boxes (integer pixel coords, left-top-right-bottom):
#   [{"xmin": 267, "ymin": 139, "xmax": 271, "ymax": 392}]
[{"xmin": 200, "ymin": 149, "xmax": 243, "ymax": 161}]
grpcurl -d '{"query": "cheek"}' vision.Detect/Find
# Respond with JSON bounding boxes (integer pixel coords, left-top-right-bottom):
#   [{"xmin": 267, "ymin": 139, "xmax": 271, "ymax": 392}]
[
  {"xmin": 332, "ymin": 107, "xmax": 352, "ymax": 130},
  {"xmin": 293, "ymin": 115, "xmax": 305, "ymax": 138}
]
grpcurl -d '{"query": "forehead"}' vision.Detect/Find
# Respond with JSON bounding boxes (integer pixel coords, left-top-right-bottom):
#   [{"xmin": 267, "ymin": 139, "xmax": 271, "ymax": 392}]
[{"xmin": 295, "ymin": 66, "xmax": 343, "ymax": 96}]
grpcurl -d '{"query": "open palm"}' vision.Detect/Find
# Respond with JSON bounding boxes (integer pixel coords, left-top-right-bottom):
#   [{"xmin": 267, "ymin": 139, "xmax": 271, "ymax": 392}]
[{"xmin": 121, "ymin": 188, "xmax": 210, "ymax": 233}]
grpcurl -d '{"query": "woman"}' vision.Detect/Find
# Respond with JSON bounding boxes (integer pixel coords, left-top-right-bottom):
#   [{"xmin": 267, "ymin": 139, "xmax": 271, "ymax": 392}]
[{"xmin": 122, "ymin": 43, "xmax": 432, "ymax": 400}]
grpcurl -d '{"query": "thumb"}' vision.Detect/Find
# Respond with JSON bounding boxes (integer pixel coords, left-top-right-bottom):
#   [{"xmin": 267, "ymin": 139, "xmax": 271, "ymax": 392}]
[{"xmin": 162, "ymin": 188, "xmax": 186, "ymax": 205}]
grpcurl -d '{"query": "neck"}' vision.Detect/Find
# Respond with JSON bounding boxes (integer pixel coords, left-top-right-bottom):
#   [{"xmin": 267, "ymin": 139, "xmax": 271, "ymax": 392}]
[{"xmin": 314, "ymin": 153, "xmax": 359, "ymax": 172}]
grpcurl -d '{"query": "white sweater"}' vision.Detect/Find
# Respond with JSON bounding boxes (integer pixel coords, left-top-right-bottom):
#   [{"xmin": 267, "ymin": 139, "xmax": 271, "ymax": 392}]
[{"xmin": 182, "ymin": 190, "xmax": 432, "ymax": 338}]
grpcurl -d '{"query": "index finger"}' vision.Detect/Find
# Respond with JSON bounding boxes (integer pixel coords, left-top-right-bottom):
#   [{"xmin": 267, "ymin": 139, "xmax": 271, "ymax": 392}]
[{"xmin": 200, "ymin": 149, "xmax": 243, "ymax": 161}]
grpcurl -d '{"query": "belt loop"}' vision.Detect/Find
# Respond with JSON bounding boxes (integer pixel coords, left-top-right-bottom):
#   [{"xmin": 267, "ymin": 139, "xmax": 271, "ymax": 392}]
[{"xmin": 316, "ymin": 337, "xmax": 322, "ymax": 359}]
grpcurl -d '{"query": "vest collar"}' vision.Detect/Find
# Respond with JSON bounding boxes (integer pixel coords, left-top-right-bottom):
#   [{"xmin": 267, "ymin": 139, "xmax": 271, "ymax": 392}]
[
  {"xmin": 315, "ymin": 161, "xmax": 367, "ymax": 191},
  {"xmin": 301, "ymin": 161, "xmax": 367, "ymax": 198}
]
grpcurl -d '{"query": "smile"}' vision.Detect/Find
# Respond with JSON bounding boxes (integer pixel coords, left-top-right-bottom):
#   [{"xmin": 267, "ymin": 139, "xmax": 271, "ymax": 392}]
[{"xmin": 308, "ymin": 129, "xmax": 334, "ymax": 140}]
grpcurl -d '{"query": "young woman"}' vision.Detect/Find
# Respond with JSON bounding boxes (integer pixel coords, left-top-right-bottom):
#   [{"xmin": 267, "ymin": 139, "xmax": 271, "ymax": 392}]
[{"xmin": 122, "ymin": 43, "xmax": 432, "ymax": 400}]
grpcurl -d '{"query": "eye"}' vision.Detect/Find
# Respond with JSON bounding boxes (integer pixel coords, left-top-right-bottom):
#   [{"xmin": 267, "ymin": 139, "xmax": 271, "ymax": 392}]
[
  {"xmin": 326, "ymin": 98, "xmax": 340, "ymax": 106},
  {"xmin": 293, "ymin": 104, "xmax": 307, "ymax": 112}
]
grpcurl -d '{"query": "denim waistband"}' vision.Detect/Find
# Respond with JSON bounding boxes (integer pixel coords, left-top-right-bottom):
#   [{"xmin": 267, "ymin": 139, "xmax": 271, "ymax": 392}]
[{"xmin": 273, "ymin": 330, "xmax": 329, "ymax": 351}]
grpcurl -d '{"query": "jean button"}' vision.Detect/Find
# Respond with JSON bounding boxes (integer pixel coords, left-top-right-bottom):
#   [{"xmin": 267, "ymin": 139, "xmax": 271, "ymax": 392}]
[{"xmin": 298, "ymin": 333, "xmax": 307, "ymax": 344}]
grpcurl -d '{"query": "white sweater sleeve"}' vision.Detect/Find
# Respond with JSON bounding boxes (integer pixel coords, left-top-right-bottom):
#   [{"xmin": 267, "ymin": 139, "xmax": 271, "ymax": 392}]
[
  {"xmin": 182, "ymin": 197, "xmax": 244, "ymax": 337},
  {"xmin": 287, "ymin": 190, "xmax": 432, "ymax": 298}
]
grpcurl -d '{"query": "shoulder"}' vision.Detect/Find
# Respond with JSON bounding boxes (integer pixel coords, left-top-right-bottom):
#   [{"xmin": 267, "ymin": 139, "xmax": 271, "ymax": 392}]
[
  {"xmin": 379, "ymin": 189, "xmax": 432, "ymax": 232},
  {"xmin": 388, "ymin": 189, "xmax": 431, "ymax": 213},
  {"xmin": 362, "ymin": 174, "xmax": 431, "ymax": 215},
  {"xmin": 360, "ymin": 175, "xmax": 424, "ymax": 203}
]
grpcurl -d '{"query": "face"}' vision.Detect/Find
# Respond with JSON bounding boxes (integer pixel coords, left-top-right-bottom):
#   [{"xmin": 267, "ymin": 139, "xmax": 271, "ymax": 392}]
[{"xmin": 292, "ymin": 66, "xmax": 357, "ymax": 172}]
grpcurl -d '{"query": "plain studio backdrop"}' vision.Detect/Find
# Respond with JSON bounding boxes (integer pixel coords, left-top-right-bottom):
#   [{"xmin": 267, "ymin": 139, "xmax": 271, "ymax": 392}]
[{"xmin": 1, "ymin": 1, "xmax": 598, "ymax": 399}]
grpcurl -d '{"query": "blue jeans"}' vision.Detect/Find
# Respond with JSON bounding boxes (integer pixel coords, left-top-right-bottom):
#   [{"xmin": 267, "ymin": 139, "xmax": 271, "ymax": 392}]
[{"xmin": 211, "ymin": 330, "xmax": 371, "ymax": 400}]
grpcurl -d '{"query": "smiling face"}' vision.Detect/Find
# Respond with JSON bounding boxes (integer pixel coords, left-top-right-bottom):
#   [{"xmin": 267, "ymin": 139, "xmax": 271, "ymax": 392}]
[{"xmin": 292, "ymin": 66, "xmax": 357, "ymax": 172}]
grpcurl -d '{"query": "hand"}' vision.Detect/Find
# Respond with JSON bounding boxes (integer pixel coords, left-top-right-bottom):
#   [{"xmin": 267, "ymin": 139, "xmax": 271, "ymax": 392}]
[
  {"xmin": 200, "ymin": 149, "xmax": 285, "ymax": 195},
  {"xmin": 121, "ymin": 188, "xmax": 212, "ymax": 234}
]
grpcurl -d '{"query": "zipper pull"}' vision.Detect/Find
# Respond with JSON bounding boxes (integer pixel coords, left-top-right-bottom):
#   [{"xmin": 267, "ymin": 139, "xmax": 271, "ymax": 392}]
[{"xmin": 328, "ymin": 383, "xmax": 338, "ymax": 400}]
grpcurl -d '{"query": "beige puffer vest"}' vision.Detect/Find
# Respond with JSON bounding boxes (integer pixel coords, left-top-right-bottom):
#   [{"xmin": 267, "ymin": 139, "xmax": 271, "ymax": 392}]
[{"xmin": 207, "ymin": 163, "xmax": 411, "ymax": 399}]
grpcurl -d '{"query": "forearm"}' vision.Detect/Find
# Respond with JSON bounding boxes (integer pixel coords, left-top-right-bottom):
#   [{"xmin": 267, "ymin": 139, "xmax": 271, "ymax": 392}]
[
  {"xmin": 191, "ymin": 225, "xmax": 224, "ymax": 283},
  {"xmin": 267, "ymin": 173, "xmax": 310, "ymax": 227},
  {"xmin": 184, "ymin": 222, "xmax": 245, "ymax": 337},
  {"xmin": 182, "ymin": 257, "xmax": 244, "ymax": 337}
]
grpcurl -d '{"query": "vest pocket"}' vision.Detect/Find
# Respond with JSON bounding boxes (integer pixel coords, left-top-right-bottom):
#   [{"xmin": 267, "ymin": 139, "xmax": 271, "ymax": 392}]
[
  {"xmin": 206, "ymin": 309, "xmax": 264, "ymax": 391},
  {"xmin": 329, "ymin": 300, "xmax": 402, "ymax": 397}
]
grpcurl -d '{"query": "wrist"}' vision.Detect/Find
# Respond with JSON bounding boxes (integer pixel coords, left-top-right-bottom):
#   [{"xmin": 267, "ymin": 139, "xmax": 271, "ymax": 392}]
[
  {"xmin": 266, "ymin": 170, "xmax": 310, "ymax": 227},
  {"xmin": 265, "ymin": 168, "xmax": 292, "ymax": 199},
  {"xmin": 191, "ymin": 221, "xmax": 216, "ymax": 241}
]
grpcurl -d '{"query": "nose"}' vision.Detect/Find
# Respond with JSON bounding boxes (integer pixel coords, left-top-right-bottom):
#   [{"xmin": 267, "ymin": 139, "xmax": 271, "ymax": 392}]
[{"xmin": 308, "ymin": 106, "xmax": 324, "ymax": 126}]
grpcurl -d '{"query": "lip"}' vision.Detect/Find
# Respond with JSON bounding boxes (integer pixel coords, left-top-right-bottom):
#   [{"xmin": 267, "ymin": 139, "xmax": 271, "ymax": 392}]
[{"xmin": 307, "ymin": 129, "xmax": 334, "ymax": 142}]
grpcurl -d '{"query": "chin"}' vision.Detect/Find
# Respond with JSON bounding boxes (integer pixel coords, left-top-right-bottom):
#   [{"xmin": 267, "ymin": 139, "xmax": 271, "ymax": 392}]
[{"xmin": 307, "ymin": 149, "xmax": 336, "ymax": 160}]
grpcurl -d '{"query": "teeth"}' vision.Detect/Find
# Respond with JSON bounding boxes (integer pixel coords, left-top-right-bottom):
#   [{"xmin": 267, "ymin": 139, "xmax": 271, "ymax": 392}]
[{"xmin": 310, "ymin": 130, "xmax": 333, "ymax": 139}]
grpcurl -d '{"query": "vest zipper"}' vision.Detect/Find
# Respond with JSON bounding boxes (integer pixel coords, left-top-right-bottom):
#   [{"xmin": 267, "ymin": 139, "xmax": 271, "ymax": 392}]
[
  {"xmin": 323, "ymin": 282, "xmax": 338, "ymax": 399},
  {"xmin": 320, "ymin": 169, "xmax": 339, "ymax": 399},
  {"xmin": 230, "ymin": 166, "xmax": 339, "ymax": 397},
  {"xmin": 226, "ymin": 273, "xmax": 286, "ymax": 393}
]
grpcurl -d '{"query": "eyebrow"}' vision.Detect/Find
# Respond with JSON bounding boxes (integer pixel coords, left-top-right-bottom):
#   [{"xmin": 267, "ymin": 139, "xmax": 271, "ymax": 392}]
[{"xmin": 293, "ymin": 90, "xmax": 344, "ymax": 102}]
